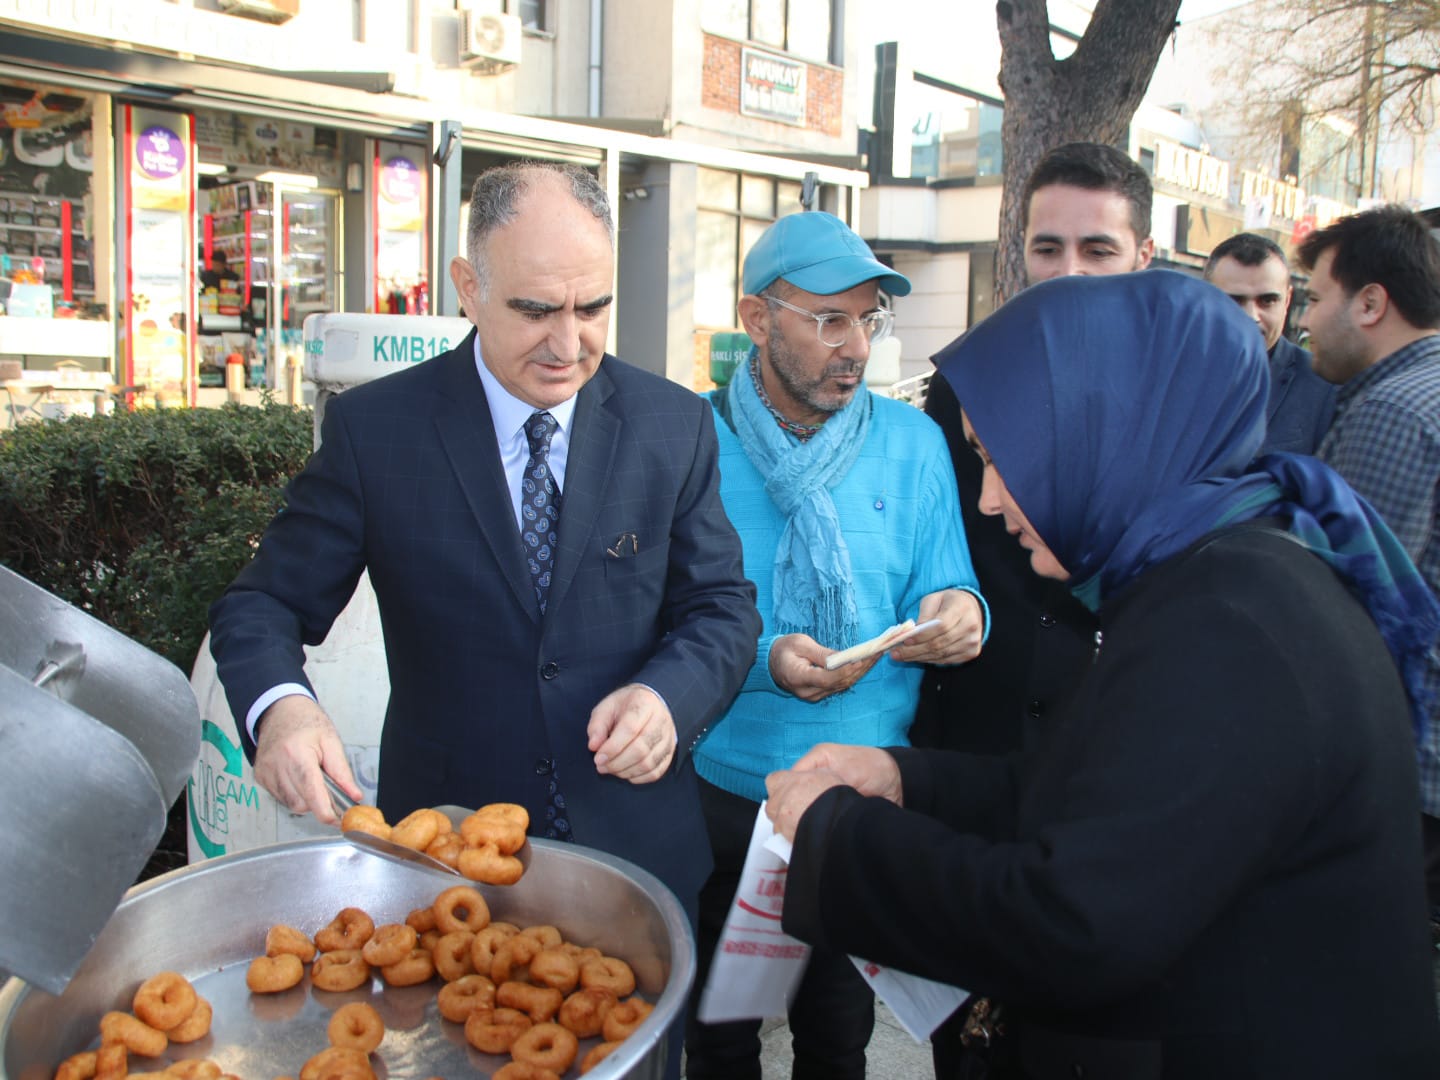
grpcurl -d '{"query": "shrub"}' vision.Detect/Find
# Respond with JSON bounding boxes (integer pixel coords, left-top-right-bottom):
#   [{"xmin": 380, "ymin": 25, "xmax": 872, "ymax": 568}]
[{"xmin": 0, "ymin": 400, "xmax": 313, "ymax": 673}]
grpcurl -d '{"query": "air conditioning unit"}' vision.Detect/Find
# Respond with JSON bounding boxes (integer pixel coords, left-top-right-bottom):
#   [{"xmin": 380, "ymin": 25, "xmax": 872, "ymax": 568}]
[
  {"xmin": 216, "ymin": 0, "xmax": 299, "ymax": 24},
  {"xmin": 460, "ymin": 11, "xmax": 521, "ymax": 72}
]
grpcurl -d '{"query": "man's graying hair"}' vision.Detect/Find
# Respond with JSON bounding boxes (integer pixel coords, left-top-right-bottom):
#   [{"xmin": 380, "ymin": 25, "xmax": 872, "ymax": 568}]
[{"xmin": 466, "ymin": 162, "xmax": 613, "ymax": 298}]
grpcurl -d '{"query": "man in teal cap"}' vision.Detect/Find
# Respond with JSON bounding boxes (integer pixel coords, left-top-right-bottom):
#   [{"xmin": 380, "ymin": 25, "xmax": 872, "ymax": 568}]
[{"xmin": 685, "ymin": 210, "xmax": 989, "ymax": 1079}]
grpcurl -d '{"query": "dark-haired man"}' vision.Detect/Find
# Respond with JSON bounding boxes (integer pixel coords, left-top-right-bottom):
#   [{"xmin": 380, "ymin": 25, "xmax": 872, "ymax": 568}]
[
  {"xmin": 1020, "ymin": 141, "xmax": 1155, "ymax": 281},
  {"xmin": 1298, "ymin": 204, "xmax": 1440, "ymax": 930},
  {"xmin": 1204, "ymin": 232, "xmax": 1335, "ymax": 454}
]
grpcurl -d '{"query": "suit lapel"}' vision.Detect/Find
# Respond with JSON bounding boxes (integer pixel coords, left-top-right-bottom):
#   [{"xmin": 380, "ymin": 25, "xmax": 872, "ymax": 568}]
[
  {"xmin": 432, "ymin": 338, "xmax": 540, "ymax": 620},
  {"xmin": 547, "ymin": 359, "xmax": 621, "ymax": 618}
]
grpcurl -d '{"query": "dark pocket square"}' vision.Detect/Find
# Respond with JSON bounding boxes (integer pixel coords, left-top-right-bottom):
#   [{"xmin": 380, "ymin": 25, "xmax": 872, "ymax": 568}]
[{"xmin": 606, "ymin": 532, "xmax": 639, "ymax": 558}]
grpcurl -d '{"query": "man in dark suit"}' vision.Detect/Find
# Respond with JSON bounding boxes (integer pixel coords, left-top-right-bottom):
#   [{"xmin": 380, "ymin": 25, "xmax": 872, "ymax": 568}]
[
  {"xmin": 208, "ymin": 163, "xmax": 761, "ymax": 948},
  {"xmin": 1204, "ymin": 232, "xmax": 1336, "ymax": 454}
]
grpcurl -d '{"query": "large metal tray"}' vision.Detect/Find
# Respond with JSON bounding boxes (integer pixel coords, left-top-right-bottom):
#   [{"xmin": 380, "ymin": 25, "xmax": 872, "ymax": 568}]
[{"xmin": 0, "ymin": 838, "xmax": 693, "ymax": 1080}]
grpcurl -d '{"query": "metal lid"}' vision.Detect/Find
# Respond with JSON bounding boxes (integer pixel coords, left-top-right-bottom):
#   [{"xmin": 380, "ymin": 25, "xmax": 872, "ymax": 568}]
[{"xmin": 0, "ymin": 564, "xmax": 201, "ymax": 993}]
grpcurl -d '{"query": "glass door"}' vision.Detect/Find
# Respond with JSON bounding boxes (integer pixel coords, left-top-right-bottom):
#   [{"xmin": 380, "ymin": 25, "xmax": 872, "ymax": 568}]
[{"xmin": 272, "ymin": 186, "xmax": 340, "ymax": 396}]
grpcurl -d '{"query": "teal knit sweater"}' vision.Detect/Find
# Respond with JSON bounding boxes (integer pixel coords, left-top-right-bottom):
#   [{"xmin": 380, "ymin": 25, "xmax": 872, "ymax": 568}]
[{"xmin": 693, "ymin": 391, "xmax": 986, "ymax": 802}]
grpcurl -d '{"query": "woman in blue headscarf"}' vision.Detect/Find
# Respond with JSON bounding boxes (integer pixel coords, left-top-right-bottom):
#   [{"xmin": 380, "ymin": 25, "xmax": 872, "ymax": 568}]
[{"xmin": 764, "ymin": 271, "xmax": 1440, "ymax": 1078}]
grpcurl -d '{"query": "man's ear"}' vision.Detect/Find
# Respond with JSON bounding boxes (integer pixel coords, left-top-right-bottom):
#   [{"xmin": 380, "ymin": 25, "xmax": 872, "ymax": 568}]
[
  {"xmin": 449, "ymin": 257, "xmax": 481, "ymax": 324},
  {"xmin": 737, "ymin": 294, "xmax": 771, "ymax": 341},
  {"xmin": 1135, "ymin": 236, "xmax": 1156, "ymax": 270},
  {"xmin": 1354, "ymin": 282, "xmax": 1389, "ymax": 328}
]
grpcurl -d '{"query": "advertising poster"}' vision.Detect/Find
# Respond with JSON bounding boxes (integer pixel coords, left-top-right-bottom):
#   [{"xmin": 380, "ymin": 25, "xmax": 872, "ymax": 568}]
[
  {"xmin": 373, "ymin": 140, "xmax": 428, "ymax": 314},
  {"xmin": 124, "ymin": 106, "xmax": 195, "ymax": 405}
]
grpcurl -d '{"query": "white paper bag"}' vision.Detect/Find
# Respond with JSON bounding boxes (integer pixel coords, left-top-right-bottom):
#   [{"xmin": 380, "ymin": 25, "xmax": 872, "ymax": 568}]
[
  {"xmin": 765, "ymin": 809, "xmax": 971, "ymax": 1042},
  {"xmin": 696, "ymin": 807, "xmax": 811, "ymax": 1023}
]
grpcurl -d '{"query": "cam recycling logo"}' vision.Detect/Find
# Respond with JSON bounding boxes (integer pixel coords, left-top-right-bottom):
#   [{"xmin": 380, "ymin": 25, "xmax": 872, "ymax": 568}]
[{"xmin": 187, "ymin": 719, "xmax": 257, "ymax": 858}]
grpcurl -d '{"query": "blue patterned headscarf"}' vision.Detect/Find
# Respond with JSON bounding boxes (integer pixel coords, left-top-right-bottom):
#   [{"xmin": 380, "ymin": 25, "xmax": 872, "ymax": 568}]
[{"xmin": 937, "ymin": 269, "xmax": 1440, "ymax": 742}]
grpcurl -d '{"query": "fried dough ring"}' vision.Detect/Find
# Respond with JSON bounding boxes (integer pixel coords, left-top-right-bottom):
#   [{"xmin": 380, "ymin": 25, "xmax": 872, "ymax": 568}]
[
  {"xmin": 558, "ymin": 988, "xmax": 617, "ymax": 1038},
  {"xmin": 167, "ymin": 995, "xmax": 213, "ymax": 1043},
  {"xmin": 93, "ymin": 1044, "xmax": 126, "ymax": 1080},
  {"xmin": 299, "ymin": 1046, "xmax": 375, "ymax": 1080},
  {"xmin": 405, "ymin": 905, "xmax": 438, "ymax": 933},
  {"xmin": 471, "ymin": 923, "xmax": 519, "ymax": 972},
  {"xmin": 133, "ymin": 971, "xmax": 198, "ymax": 1031},
  {"xmin": 463, "ymin": 1006, "xmax": 532, "ymax": 1054},
  {"xmin": 433, "ymin": 884, "xmax": 491, "ymax": 934},
  {"xmin": 312, "ymin": 949, "xmax": 371, "ymax": 992},
  {"xmin": 340, "ymin": 805, "xmax": 390, "ymax": 840},
  {"xmin": 457, "ymin": 842, "xmax": 524, "ymax": 886},
  {"xmin": 99, "ymin": 1011, "xmax": 167, "ymax": 1057},
  {"xmin": 432, "ymin": 929, "xmax": 476, "ymax": 982},
  {"xmin": 54, "ymin": 1051, "xmax": 98, "ymax": 1080},
  {"xmin": 580, "ymin": 955, "xmax": 636, "ymax": 997},
  {"xmin": 390, "ymin": 807, "xmax": 449, "ymax": 851},
  {"xmin": 327, "ymin": 1001, "xmax": 385, "ymax": 1053},
  {"xmin": 162, "ymin": 1060, "xmax": 222, "ymax": 1080},
  {"xmin": 314, "ymin": 908, "xmax": 375, "ymax": 952},
  {"xmin": 459, "ymin": 803, "xmax": 529, "ymax": 854},
  {"xmin": 491, "ymin": 934, "xmax": 543, "ymax": 984},
  {"xmin": 492, "ymin": 1064, "xmax": 560, "ymax": 1080},
  {"xmin": 246, "ymin": 953, "xmax": 304, "ymax": 994},
  {"xmin": 265, "ymin": 924, "xmax": 318, "ymax": 963},
  {"xmin": 360, "ymin": 923, "xmax": 417, "ymax": 967},
  {"xmin": 602, "ymin": 996, "xmax": 654, "ymax": 1042},
  {"xmin": 510, "ymin": 1022, "xmax": 579, "ymax": 1074},
  {"xmin": 497, "ymin": 980, "xmax": 563, "ymax": 1023},
  {"xmin": 437, "ymin": 973, "xmax": 496, "ymax": 1022},
  {"xmin": 530, "ymin": 948, "xmax": 580, "ymax": 993},
  {"xmin": 380, "ymin": 946, "xmax": 435, "ymax": 987},
  {"xmin": 425, "ymin": 831, "xmax": 465, "ymax": 869},
  {"xmin": 579, "ymin": 1040, "xmax": 623, "ymax": 1075},
  {"xmin": 518, "ymin": 925, "xmax": 562, "ymax": 949}
]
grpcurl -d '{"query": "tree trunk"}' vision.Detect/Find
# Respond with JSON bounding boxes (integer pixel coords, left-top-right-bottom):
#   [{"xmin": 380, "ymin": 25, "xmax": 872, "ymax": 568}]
[{"xmin": 995, "ymin": 0, "xmax": 1183, "ymax": 302}]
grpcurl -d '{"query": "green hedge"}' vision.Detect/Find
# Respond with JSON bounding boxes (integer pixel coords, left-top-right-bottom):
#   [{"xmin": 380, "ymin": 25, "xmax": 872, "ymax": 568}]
[{"xmin": 0, "ymin": 400, "xmax": 313, "ymax": 673}]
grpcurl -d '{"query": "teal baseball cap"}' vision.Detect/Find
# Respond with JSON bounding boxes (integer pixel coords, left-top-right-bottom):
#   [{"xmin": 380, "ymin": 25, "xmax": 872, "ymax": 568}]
[{"xmin": 742, "ymin": 211, "xmax": 912, "ymax": 297}]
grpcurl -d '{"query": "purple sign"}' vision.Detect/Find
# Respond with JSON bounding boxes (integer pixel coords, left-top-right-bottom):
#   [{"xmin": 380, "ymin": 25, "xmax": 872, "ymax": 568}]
[
  {"xmin": 380, "ymin": 156, "xmax": 420, "ymax": 203},
  {"xmin": 135, "ymin": 125, "xmax": 185, "ymax": 181}
]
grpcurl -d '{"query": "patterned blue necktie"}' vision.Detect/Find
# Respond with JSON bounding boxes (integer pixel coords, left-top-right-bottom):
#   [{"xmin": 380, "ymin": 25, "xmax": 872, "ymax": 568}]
[
  {"xmin": 521, "ymin": 411, "xmax": 562, "ymax": 614},
  {"xmin": 520, "ymin": 411, "xmax": 572, "ymax": 841}
]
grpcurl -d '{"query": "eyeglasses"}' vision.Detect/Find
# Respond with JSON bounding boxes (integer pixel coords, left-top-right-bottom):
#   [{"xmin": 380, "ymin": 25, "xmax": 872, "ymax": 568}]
[{"xmin": 765, "ymin": 295, "xmax": 895, "ymax": 349}]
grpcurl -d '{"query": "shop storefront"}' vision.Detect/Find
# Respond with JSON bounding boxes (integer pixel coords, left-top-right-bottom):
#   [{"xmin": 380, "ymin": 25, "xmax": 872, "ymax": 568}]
[
  {"xmin": 0, "ymin": 9, "xmax": 866, "ymax": 423},
  {"xmin": 0, "ymin": 78, "xmax": 114, "ymax": 421}
]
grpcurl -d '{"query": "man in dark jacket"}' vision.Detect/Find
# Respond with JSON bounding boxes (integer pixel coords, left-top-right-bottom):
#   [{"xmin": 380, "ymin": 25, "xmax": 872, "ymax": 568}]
[{"xmin": 1204, "ymin": 232, "xmax": 1335, "ymax": 455}]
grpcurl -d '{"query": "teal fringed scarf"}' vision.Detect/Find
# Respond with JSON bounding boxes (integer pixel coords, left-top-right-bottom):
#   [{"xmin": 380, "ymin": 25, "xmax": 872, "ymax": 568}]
[{"xmin": 728, "ymin": 347, "xmax": 870, "ymax": 648}]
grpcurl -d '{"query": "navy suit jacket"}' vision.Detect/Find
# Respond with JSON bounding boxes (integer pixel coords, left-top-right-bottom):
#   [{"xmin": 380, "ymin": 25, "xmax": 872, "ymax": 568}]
[
  {"xmin": 209, "ymin": 333, "xmax": 761, "ymax": 904},
  {"xmin": 1262, "ymin": 336, "xmax": 1336, "ymax": 456}
]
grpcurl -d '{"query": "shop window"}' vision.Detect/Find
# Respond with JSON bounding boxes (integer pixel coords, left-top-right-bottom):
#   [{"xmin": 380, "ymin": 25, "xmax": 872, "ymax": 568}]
[
  {"xmin": 696, "ymin": 168, "xmax": 805, "ymax": 328},
  {"xmin": 907, "ymin": 81, "xmax": 1004, "ymax": 182},
  {"xmin": 515, "ymin": 0, "xmax": 545, "ymax": 31},
  {"xmin": 700, "ymin": 0, "xmax": 835, "ymax": 64}
]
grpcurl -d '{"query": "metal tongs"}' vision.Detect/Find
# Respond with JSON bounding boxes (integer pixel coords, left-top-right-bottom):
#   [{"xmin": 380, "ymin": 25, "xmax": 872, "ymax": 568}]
[{"xmin": 322, "ymin": 772, "xmax": 463, "ymax": 876}]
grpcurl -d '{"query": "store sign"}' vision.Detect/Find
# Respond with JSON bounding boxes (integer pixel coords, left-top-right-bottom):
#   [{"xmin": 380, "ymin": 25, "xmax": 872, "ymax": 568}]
[
  {"xmin": 373, "ymin": 141, "xmax": 428, "ymax": 314},
  {"xmin": 124, "ymin": 106, "xmax": 194, "ymax": 406},
  {"xmin": 740, "ymin": 47, "xmax": 807, "ymax": 127},
  {"xmin": 1153, "ymin": 138, "xmax": 1230, "ymax": 201},
  {"xmin": 135, "ymin": 126, "xmax": 185, "ymax": 181},
  {"xmin": 380, "ymin": 156, "xmax": 420, "ymax": 204},
  {"xmin": 1241, "ymin": 170, "xmax": 1305, "ymax": 223}
]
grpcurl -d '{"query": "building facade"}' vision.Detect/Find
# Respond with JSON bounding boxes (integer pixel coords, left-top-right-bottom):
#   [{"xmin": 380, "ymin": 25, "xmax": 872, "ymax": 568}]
[{"xmin": 0, "ymin": 0, "xmax": 871, "ymax": 420}]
